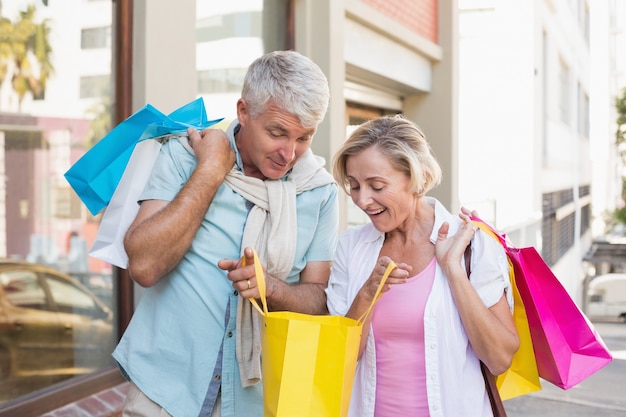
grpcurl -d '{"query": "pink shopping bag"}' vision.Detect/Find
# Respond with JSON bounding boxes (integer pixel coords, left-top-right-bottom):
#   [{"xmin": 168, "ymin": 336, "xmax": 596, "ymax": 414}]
[
  {"xmin": 472, "ymin": 216, "xmax": 613, "ymax": 390},
  {"xmin": 507, "ymin": 246, "xmax": 613, "ymax": 389}
]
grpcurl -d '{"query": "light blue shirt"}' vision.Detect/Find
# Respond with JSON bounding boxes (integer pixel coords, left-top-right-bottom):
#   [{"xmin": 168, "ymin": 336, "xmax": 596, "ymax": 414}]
[{"xmin": 113, "ymin": 132, "xmax": 338, "ymax": 417}]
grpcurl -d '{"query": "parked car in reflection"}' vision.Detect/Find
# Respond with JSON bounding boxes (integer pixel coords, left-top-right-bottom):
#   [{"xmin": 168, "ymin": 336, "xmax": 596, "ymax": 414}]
[{"xmin": 0, "ymin": 259, "xmax": 115, "ymax": 396}]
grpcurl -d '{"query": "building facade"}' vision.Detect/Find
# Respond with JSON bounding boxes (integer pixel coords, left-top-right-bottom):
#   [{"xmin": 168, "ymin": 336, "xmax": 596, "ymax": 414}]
[{"xmin": 457, "ymin": 0, "xmax": 622, "ymax": 304}]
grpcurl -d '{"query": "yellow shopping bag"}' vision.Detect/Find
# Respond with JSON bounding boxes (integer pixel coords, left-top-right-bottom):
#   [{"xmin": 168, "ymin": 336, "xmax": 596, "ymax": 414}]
[
  {"xmin": 245, "ymin": 249, "xmax": 395, "ymax": 417},
  {"xmin": 473, "ymin": 219, "xmax": 542, "ymax": 400}
]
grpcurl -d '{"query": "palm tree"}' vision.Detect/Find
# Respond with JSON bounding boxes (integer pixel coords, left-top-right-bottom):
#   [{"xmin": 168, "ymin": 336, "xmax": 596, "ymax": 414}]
[
  {"xmin": 0, "ymin": 8, "xmax": 12, "ymax": 92},
  {"xmin": 0, "ymin": 3, "xmax": 54, "ymax": 111}
]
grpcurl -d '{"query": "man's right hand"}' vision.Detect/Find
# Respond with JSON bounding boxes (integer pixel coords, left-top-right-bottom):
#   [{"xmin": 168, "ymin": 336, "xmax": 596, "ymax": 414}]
[{"xmin": 188, "ymin": 127, "xmax": 235, "ymax": 179}]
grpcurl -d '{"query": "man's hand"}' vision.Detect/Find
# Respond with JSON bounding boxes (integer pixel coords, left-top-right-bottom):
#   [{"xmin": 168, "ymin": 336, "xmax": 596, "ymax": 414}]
[
  {"xmin": 218, "ymin": 247, "xmax": 265, "ymax": 299},
  {"xmin": 187, "ymin": 127, "xmax": 235, "ymax": 180}
]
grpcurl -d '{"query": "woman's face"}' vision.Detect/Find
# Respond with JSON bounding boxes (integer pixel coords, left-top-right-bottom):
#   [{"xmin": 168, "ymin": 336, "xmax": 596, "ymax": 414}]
[{"xmin": 345, "ymin": 146, "xmax": 416, "ymax": 233}]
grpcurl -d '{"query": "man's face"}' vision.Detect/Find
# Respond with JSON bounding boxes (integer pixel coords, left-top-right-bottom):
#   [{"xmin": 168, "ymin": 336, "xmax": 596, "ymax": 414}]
[{"xmin": 236, "ymin": 98, "xmax": 317, "ymax": 180}]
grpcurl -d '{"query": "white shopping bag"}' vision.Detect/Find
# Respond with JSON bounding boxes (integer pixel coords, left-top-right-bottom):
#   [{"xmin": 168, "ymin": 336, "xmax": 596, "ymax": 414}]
[{"xmin": 89, "ymin": 138, "xmax": 163, "ymax": 268}]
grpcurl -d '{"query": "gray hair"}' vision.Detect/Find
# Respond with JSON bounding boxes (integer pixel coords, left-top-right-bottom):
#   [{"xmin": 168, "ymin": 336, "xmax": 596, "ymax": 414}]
[
  {"xmin": 242, "ymin": 50, "xmax": 330, "ymax": 128},
  {"xmin": 333, "ymin": 115, "xmax": 442, "ymax": 197}
]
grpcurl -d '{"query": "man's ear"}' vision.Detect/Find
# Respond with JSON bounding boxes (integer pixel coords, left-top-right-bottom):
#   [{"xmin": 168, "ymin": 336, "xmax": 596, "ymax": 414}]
[{"xmin": 236, "ymin": 98, "xmax": 248, "ymax": 124}]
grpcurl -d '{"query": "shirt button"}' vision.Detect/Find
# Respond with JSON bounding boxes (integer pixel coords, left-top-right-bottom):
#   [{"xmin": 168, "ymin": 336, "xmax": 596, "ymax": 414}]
[
  {"xmin": 228, "ymin": 331, "xmax": 233, "ymax": 338},
  {"xmin": 234, "ymin": 290, "xmax": 238, "ymax": 296},
  {"xmin": 214, "ymin": 374, "xmax": 221, "ymax": 381},
  {"xmin": 430, "ymin": 343, "xmax": 437, "ymax": 349}
]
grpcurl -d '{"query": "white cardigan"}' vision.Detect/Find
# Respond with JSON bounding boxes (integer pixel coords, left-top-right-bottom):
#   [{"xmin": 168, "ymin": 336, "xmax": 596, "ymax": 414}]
[{"xmin": 326, "ymin": 198, "xmax": 512, "ymax": 417}]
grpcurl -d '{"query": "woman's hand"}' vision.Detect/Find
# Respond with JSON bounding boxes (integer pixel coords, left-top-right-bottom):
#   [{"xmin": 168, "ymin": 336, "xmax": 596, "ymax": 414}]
[
  {"xmin": 348, "ymin": 256, "xmax": 409, "ymax": 358},
  {"xmin": 360, "ymin": 256, "xmax": 411, "ymax": 300},
  {"xmin": 435, "ymin": 213, "xmax": 478, "ymax": 278}
]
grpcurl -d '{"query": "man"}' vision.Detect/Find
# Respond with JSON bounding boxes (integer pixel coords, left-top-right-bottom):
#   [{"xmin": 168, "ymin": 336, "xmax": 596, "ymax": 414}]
[{"xmin": 113, "ymin": 50, "xmax": 338, "ymax": 417}]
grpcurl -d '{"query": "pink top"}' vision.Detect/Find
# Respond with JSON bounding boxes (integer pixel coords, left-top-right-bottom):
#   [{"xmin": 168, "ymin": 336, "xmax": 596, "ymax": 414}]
[{"xmin": 371, "ymin": 257, "xmax": 436, "ymax": 417}]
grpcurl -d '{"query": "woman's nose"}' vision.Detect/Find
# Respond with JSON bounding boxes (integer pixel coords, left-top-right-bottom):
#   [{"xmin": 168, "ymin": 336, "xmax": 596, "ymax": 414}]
[{"xmin": 353, "ymin": 189, "xmax": 370, "ymax": 208}]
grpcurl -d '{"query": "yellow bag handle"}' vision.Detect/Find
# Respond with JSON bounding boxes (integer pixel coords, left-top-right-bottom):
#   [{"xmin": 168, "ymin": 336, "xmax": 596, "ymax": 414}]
[
  {"xmin": 244, "ymin": 248, "xmax": 396, "ymax": 323},
  {"xmin": 357, "ymin": 261, "xmax": 397, "ymax": 324},
  {"xmin": 244, "ymin": 249, "xmax": 269, "ymax": 316},
  {"xmin": 471, "ymin": 218, "xmax": 508, "ymax": 249},
  {"xmin": 471, "ymin": 218, "xmax": 517, "ymax": 285}
]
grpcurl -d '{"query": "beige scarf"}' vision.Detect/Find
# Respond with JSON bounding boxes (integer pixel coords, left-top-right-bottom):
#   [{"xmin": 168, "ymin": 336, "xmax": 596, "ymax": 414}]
[{"xmin": 222, "ymin": 122, "xmax": 335, "ymax": 387}]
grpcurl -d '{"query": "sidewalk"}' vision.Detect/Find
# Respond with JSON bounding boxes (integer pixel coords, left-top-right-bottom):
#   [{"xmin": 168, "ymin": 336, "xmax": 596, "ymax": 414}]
[{"xmin": 504, "ymin": 321, "xmax": 626, "ymax": 417}]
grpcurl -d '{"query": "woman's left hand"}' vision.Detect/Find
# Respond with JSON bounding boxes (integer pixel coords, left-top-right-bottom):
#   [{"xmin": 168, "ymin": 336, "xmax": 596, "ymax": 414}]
[{"xmin": 435, "ymin": 212, "xmax": 478, "ymax": 275}]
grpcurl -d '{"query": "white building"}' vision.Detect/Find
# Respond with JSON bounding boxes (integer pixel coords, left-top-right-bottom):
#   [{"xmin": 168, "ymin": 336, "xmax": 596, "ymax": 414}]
[{"xmin": 458, "ymin": 0, "xmax": 623, "ymax": 302}]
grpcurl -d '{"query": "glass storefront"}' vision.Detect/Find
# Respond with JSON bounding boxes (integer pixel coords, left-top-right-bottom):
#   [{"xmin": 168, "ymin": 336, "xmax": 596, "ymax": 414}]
[
  {"xmin": 0, "ymin": 0, "xmax": 116, "ymax": 404},
  {"xmin": 195, "ymin": 0, "xmax": 291, "ymax": 123},
  {"xmin": 0, "ymin": 0, "xmax": 290, "ymax": 408}
]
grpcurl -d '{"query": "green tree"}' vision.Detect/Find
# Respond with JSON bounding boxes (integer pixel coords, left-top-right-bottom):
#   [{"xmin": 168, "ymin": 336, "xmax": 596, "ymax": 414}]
[
  {"xmin": 607, "ymin": 87, "xmax": 626, "ymax": 233},
  {"xmin": 0, "ymin": 3, "xmax": 54, "ymax": 111},
  {"xmin": 616, "ymin": 87, "xmax": 626, "ymax": 199},
  {"xmin": 617, "ymin": 87, "xmax": 626, "ymax": 147},
  {"xmin": 0, "ymin": 13, "xmax": 13, "ymax": 87}
]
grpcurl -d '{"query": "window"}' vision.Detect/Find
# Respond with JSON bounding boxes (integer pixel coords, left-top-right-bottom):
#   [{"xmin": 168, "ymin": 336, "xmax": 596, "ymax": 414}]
[
  {"xmin": 195, "ymin": 0, "xmax": 292, "ymax": 121},
  {"xmin": 559, "ymin": 57, "xmax": 570, "ymax": 125},
  {"xmin": 542, "ymin": 189, "xmax": 576, "ymax": 266},
  {"xmin": 0, "ymin": 0, "xmax": 119, "ymax": 409},
  {"xmin": 46, "ymin": 275, "xmax": 99, "ymax": 313},
  {"xmin": 580, "ymin": 185, "xmax": 591, "ymax": 236},
  {"xmin": 572, "ymin": 0, "xmax": 590, "ymax": 46},
  {"xmin": 197, "ymin": 68, "xmax": 246, "ymax": 94},
  {"xmin": 1, "ymin": 270, "xmax": 46, "ymax": 309},
  {"xmin": 79, "ymin": 75, "xmax": 111, "ymax": 99},
  {"xmin": 81, "ymin": 27, "xmax": 111, "ymax": 49},
  {"xmin": 578, "ymin": 85, "xmax": 590, "ymax": 137},
  {"xmin": 589, "ymin": 294, "xmax": 603, "ymax": 303}
]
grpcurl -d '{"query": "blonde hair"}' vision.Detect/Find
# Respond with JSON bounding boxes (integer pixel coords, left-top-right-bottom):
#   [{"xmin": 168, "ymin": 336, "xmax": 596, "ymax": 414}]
[{"xmin": 333, "ymin": 115, "xmax": 442, "ymax": 197}]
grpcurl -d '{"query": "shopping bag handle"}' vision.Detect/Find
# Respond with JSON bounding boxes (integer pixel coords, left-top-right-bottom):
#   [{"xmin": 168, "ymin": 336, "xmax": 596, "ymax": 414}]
[
  {"xmin": 243, "ymin": 248, "xmax": 397, "ymax": 322},
  {"xmin": 243, "ymin": 249, "xmax": 269, "ymax": 316},
  {"xmin": 470, "ymin": 216, "xmax": 509, "ymax": 250},
  {"xmin": 357, "ymin": 261, "xmax": 397, "ymax": 324},
  {"xmin": 470, "ymin": 216, "xmax": 518, "ymax": 300}
]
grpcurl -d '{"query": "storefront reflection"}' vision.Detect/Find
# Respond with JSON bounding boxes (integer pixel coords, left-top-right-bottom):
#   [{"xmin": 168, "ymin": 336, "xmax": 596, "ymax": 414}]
[{"xmin": 0, "ymin": 260, "xmax": 114, "ymax": 403}]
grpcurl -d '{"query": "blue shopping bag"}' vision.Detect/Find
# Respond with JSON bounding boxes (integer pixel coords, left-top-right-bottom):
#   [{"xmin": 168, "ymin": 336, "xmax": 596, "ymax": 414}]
[{"xmin": 64, "ymin": 98, "xmax": 222, "ymax": 215}]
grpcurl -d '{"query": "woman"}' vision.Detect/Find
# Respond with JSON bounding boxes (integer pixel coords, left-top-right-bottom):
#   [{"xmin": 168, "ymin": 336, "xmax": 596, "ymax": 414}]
[{"xmin": 326, "ymin": 115, "xmax": 519, "ymax": 417}]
